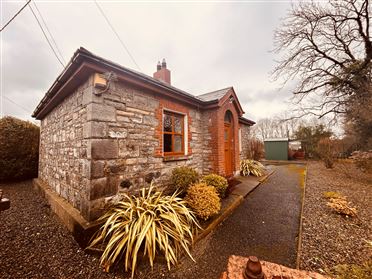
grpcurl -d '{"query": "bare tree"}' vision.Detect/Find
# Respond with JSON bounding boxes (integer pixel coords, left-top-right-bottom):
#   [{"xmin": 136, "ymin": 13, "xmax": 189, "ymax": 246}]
[
  {"xmin": 273, "ymin": 0, "xmax": 371, "ymax": 146},
  {"xmin": 252, "ymin": 118, "xmax": 283, "ymax": 140},
  {"xmin": 252, "ymin": 114, "xmax": 331, "ymax": 141}
]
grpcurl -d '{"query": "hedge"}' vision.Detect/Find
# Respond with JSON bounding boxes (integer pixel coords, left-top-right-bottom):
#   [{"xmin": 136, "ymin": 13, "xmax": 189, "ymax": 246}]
[{"xmin": 0, "ymin": 116, "xmax": 40, "ymax": 181}]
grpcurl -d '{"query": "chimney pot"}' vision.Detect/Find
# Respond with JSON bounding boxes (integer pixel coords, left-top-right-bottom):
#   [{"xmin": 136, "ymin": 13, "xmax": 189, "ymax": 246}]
[{"xmin": 153, "ymin": 58, "xmax": 171, "ymax": 84}]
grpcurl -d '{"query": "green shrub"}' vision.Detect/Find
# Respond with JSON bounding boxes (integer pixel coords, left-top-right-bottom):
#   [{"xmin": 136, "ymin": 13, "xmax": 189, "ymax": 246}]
[
  {"xmin": 0, "ymin": 116, "xmax": 40, "ymax": 181},
  {"xmin": 185, "ymin": 183, "xmax": 221, "ymax": 220},
  {"xmin": 88, "ymin": 185, "xmax": 199, "ymax": 278},
  {"xmin": 201, "ymin": 174, "xmax": 228, "ymax": 198},
  {"xmin": 240, "ymin": 159, "xmax": 264, "ymax": 177},
  {"xmin": 171, "ymin": 166, "xmax": 199, "ymax": 194}
]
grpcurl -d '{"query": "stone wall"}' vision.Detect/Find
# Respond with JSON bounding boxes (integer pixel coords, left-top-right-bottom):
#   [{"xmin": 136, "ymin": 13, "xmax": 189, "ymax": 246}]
[
  {"xmin": 201, "ymin": 110, "xmax": 214, "ymax": 174},
  {"xmin": 38, "ymin": 73, "xmax": 251, "ymax": 222},
  {"xmin": 239, "ymin": 123, "xmax": 251, "ymax": 161},
  {"xmin": 39, "ymin": 76, "xmax": 93, "ymax": 214},
  {"xmin": 84, "ymin": 79, "xmax": 210, "ymax": 219}
]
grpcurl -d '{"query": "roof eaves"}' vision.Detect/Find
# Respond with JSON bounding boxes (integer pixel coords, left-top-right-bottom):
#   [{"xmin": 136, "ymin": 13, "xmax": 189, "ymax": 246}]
[
  {"xmin": 239, "ymin": 116, "xmax": 255, "ymax": 126},
  {"xmin": 32, "ymin": 48, "xmax": 84, "ymax": 118},
  {"xmin": 77, "ymin": 50, "xmax": 202, "ymax": 103},
  {"xmin": 33, "ymin": 48, "xmax": 207, "ymax": 118}
]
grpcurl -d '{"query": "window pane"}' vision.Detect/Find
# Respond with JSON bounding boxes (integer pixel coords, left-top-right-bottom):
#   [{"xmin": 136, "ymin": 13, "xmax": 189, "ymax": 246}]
[
  {"xmin": 174, "ymin": 135, "xmax": 183, "ymax": 152},
  {"xmin": 174, "ymin": 115, "xmax": 182, "ymax": 133},
  {"xmin": 164, "ymin": 134, "xmax": 172, "ymax": 152},
  {"xmin": 224, "ymin": 111, "xmax": 232, "ymax": 123},
  {"xmin": 163, "ymin": 114, "xmax": 172, "ymax": 132},
  {"xmin": 224, "ymin": 129, "xmax": 228, "ymax": 141}
]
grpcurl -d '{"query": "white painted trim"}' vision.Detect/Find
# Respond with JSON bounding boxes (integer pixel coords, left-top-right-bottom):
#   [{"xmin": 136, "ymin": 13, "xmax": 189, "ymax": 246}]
[
  {"xmin": 238, "ymin": 128, "xmax": 242, "ymax": 153},
  {"xmin": 264, "ymin": 138, "xmax": 289, "ymax": 142},
  {"xmin": 184, "ymin": 115, "xmax": 188, "ymax": 155}
]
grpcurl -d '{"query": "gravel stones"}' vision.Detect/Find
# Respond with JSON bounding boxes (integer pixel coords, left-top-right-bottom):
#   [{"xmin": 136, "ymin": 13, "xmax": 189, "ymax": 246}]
[
  {"xmin": 299, "ymin": 161, "xmax": 372, "ymax": 275},
  {"xmin": 0, "ymin": 181, "xmax": 117, "ymax": 279}
]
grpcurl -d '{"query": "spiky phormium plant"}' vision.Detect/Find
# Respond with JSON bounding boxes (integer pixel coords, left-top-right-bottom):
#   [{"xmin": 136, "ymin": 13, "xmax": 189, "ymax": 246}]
[
  {"xmin": 240, "ymin": 159, "xmax": 264, "ymax": 177},
  {"xmin": 88, "ymin": 185, "xmax": 200, "ymax": 278}
]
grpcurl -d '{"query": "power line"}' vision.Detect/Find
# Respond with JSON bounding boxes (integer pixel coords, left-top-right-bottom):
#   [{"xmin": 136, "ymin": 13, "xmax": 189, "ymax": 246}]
[
  {"xmin": 3, "ymin": 95, "xmax": 33, "ymax": 115},
  {"xmin": 28, "ymin": 4, "xmax": 65, "ymax": 68},
  {"xmin": 0, "ymin": 0, "xmax": 31, "ymax": 33},
  {"xmin": 32, "ymin": 1, "xmax": 66, "ymax": 65},
  {"xmin": 94, "ymin": 0, "xmax": 142, "ymax": 71}
]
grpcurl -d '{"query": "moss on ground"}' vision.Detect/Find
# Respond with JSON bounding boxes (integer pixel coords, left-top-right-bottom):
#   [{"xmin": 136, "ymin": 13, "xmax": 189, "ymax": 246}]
[{"xmin": 333, "ymin": 261, "xmax": 372, "ymax": 279}]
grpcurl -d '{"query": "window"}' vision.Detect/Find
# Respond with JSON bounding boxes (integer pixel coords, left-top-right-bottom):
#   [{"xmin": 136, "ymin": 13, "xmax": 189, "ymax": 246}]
[
  {"xmin": 224, "ymin": 110, "xmax": 232, "ymax": 123},
  {"xmin": 163, "ymin": 111, "xmax": 185, "ymax": 155}
]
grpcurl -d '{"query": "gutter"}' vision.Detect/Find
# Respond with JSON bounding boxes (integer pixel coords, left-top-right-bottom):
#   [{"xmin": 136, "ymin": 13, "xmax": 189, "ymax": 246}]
[
  {"xmin": 239, "ymin": 117, "xmax": 256, "ymax": 126},
  {"xmin": 79, "ymin": 52, "xmax": 205, "ymax": 106},
  {"xmin": 32, "ymin": 48, "xmax": 248, "ymax": 120}
]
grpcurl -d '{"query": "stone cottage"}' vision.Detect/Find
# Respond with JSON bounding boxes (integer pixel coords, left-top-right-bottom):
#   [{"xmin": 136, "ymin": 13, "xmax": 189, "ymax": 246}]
[{"xmin": 32, "ymin": 47, "xmax": 255, "ymax": 229}]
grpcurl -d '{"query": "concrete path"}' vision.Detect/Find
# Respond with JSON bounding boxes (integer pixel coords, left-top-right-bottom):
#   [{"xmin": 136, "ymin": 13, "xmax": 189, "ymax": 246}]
[{"xmin": 172, "ymin": 164, "xmax": 305, "ymax": 279}]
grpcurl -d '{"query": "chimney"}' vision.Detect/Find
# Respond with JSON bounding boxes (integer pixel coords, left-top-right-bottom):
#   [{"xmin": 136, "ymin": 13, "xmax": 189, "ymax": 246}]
[{"xmin": 153, "ymin": 58, "xmax": 171, "ymax": 84}]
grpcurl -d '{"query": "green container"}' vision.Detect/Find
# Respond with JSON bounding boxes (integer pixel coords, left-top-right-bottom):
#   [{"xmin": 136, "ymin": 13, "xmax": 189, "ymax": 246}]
[{"xmin": 264, "ymin": 138, "xmax": 289, "ymax": 160}]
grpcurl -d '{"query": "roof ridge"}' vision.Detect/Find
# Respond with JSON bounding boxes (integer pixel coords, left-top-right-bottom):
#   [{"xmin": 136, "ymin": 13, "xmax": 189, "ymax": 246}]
[{"xmin": 197, "ymin": 86, "xmax": 233, "ymax": 97}]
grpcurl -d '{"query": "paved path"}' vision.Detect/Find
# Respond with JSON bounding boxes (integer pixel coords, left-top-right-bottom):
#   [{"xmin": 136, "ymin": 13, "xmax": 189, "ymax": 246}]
[{"xmin": 172, "ymin": 164, "xmax": 305, "ymax": 279}]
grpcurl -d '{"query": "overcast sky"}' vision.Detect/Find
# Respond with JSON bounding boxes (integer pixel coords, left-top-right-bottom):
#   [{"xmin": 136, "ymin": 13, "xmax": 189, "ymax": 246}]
[{"xmin": 1, "ymin": 0, "xmax": 294, "ymax": 122}]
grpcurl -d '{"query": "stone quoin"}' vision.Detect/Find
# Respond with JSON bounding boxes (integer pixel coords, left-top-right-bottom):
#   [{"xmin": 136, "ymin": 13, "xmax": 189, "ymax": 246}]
[{"xmin": 32, "ymin": 47, "xmax": 255, "ymax": 226}]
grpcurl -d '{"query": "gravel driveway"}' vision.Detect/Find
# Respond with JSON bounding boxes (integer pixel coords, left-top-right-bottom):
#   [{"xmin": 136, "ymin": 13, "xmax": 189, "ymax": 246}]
[
  {"xmin": 0, "ymin": 181, "xmax": 118, "ymax": 279},
  {"xmin": 299, "ymin": 161, "xmax": 372, "ymax": 275},
  {"xmin": 1, "ymin": 165, "xmax": 304, "ymax": 279}
]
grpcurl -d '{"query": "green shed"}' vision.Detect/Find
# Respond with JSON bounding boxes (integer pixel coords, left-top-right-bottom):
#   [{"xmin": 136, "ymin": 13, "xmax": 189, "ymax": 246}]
[{"xmin": 264, "ymin": 138, "xmax": 289, "ymax": 161}]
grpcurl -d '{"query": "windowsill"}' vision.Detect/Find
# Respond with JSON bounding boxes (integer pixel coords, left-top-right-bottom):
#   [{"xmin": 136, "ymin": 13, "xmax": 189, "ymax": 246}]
[{"xmin": 163, "ymin": 155, "xmax": 190, "ymax": 162}]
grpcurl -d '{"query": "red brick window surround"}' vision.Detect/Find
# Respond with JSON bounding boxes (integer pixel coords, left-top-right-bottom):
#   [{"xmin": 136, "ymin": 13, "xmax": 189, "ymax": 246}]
[{"xmin": 163, "ymin": 111, "xmax": 185, "ymax": 156}]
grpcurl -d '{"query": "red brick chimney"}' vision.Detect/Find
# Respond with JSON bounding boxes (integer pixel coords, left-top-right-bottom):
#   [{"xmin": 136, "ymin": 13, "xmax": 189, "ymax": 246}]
[{"xmin": 153, "ymin": 58, "xmax": 171, "ymax": 84}]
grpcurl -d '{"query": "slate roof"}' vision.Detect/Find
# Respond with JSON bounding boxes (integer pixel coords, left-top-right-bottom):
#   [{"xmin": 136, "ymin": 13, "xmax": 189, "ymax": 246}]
[
  {"xmin": 32, "ymin": 48, "xmax": 255, "ymax": 125},
  {"xmin": 196, "ymin": 87, "xmax": 233, "ymax": 102},
  {"xmin": 79, "ymin": 48, "xmax": 199, "ymax": 101}
]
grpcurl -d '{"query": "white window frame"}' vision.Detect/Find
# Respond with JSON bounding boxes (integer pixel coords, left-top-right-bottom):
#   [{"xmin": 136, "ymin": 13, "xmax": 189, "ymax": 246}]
[{"xmin": 239, "ymin": 128, "xmax": 242, "ymax": 153}]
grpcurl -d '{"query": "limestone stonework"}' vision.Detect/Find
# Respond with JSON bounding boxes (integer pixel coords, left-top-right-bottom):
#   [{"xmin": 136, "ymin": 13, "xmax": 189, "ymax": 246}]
[
  {"xmin": 39, "ymin": 76, "xmax": 92, "ymax": 217},
  {"xmin": 239, "ymin": 124, "xmax": 251, "ymax": 161},
  {"xmin": 39, "ymin": 75, "xmax": 215, "ymax": 221},
  {"xmin": 35, "ymin": 48, "xmax": 255, "ymax": 224}
]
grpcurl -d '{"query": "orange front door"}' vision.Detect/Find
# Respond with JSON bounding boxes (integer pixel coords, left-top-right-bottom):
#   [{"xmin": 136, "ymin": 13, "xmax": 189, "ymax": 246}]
[{"xmin": 224, "ymin": 123, "xmax": 233, "ymax": 177}]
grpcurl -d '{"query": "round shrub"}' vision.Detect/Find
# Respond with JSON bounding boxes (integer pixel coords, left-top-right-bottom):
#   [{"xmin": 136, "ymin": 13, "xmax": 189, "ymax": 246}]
[
  {"xmin": 201, "ymin": 174, "xmax": 228, "ymax": 198},
  {"xmin": 0, "ymin": 116, "xmax": 40, "ymax": 181},
  {"xmin": 185, "ymin": 183, "xmax": 221, "ymax": 220},
  {"xmin": 171, "ymin": 166, "xmax": 199, "ymax": 194}
]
